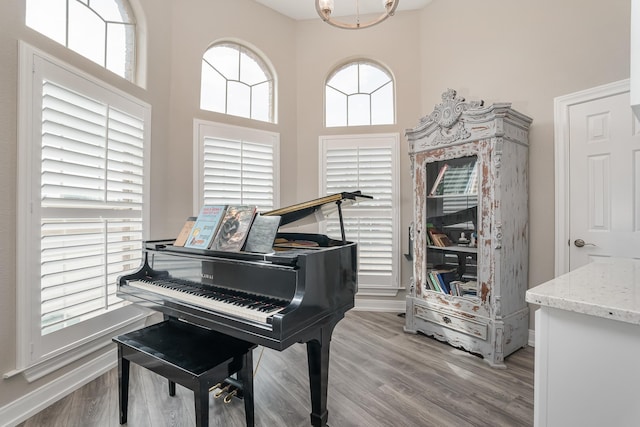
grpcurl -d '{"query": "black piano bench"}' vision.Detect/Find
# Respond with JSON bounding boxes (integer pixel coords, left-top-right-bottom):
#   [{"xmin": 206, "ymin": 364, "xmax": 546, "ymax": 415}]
[{"xmin": 112, "ymin": 319, "xmax": 257, "ymax": 427}]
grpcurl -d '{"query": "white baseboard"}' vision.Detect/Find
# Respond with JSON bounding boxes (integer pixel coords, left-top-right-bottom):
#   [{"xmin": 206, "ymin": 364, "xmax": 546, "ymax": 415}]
[
  {"xmin": 354, "ymin": 298, "xmax": 406, "ymax": 313},
  {"xmin": 0, "ymin": 348, "xmax": 117, "ymax": 427},
  {"xmin": 528, "ymin": 328, "xmax": 535, "ymax": 347}
]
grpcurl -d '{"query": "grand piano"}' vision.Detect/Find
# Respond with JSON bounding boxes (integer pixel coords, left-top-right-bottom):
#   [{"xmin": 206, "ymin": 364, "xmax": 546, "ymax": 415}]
[{"xmin": 117, "ymin": 191, "xmax": 371, "ymax": 427}]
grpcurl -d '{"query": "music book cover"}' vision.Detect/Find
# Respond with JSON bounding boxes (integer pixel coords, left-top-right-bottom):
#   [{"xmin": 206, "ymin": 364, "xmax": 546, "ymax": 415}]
[
  {"xmin": 210, "ymin": 205, "xmax": 257, "ymax": 251},
  {"xmin": 173, "ymin": 216, "xmax": 197, "ymax": 247},
  {"xmin": 244, "ymin": 214, "xmax": 281, "ymax": 253},
  {"xmin": 184, "ymin": 205, "xmax": 227, "ymax": 249}
]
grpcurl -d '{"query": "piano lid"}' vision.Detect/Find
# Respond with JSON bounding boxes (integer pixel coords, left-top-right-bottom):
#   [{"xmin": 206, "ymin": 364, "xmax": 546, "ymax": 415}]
[
  {"xmin": 262, "ymin": 191, "xmax": 372, "ymax": 227},
  {"xmin": 263, "ymin": 191, "xmax": 372, "ymax": 243}
]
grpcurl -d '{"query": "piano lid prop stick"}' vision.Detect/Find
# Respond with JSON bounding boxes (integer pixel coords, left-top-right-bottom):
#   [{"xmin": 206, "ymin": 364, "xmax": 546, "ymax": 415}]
[{"xmin": 253, "ymin": 346, "xmax": 265, "ymax": 378}]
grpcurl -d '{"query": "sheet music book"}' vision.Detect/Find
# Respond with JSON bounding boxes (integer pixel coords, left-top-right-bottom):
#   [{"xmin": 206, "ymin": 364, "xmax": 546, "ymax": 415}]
[
  {"xmin": 184, "ymin": 205, "xmax": 227, "ymax": 249},
  {"xmin": 210, "ymin": 205, "xmax": 257, "ymax": 251},
  {"xmin": 173, "ymin": 216, "xmax": 197, "ymax": 247},
  {"xmin": 244, "ymin": 214, "xmax": 281, "ymax": 253}
]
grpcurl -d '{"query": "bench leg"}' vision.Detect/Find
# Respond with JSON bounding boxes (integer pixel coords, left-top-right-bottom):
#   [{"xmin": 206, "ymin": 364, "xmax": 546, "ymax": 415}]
[
  {"xmin": 194, "ymin": 382, "xmax": 210, "ymax": 427},
  {"xmin": 168, "ymin": 379, "xmax": 176, "ymax": 396},
  {"xmin": 117, "ymin": 345, "xmax": 130, "ymax": 425},
  {"xmin": 238, "ymin": 350, "xmax": 255, "ymax": 427}
]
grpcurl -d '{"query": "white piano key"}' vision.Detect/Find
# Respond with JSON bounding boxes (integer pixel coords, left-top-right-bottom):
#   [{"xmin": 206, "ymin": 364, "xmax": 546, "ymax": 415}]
[{"xmin": 127, "ymin": 279, "xmax": 285, "ymax": 324}]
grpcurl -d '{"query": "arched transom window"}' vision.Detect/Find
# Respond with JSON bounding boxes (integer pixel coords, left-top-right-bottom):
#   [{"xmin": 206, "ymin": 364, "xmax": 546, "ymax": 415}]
[
  {"xmin": 26, "ymin": 0, "xmax": 137, "ymax": 81},
  {"xmin": 200, "ymin": 42, "xmax": 275, "ymax": 123},
  {"xmin": 325, "ymin": 60, "xmax": 395, "ymax": 127}
]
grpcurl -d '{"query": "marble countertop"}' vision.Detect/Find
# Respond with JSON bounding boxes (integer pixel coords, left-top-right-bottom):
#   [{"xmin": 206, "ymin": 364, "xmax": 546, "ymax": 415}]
[{"xmin": 526, "ymin": 258, "xmax": 640, "ymax": 325}]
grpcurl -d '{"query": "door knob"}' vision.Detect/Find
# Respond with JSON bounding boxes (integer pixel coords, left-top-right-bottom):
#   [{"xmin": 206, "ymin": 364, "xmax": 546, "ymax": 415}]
[{"xmin": 574, "ymin": 239, "xmax": 596, "ymax": 248}]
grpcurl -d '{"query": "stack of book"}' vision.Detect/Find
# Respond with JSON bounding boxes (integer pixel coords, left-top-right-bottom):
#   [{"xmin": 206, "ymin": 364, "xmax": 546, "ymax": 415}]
[
  {"xmin": 449, "ymin": 280, "xmax": 478, "ymax": 297},
  {"xmin": 429, "ymin": 160, "xmax": 478, "ymax": 196},
  {"xmin": 426, "ymin": 268, "xmax": 457, "ymax": 294},
  {"xmin": 427, "ymin": 228, "xmax": 453, "ymax": 247},
  {"xmin": 173, "ymin": 205, "xmax": 273, "ymax": 252}
]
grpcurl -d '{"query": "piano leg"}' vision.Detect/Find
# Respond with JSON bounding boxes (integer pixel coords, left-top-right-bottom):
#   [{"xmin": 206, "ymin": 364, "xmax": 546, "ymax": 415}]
[
  {"xmin": 306, "ymin": 323, "xmax": 336, "ymax": 427},
  {"xmin": 117, "ymin": 345, "xmax": 130, "ymax": 424}
]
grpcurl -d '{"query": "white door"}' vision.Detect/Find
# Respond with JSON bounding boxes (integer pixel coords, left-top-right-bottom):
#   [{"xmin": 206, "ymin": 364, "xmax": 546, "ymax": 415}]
[{"xmin": 555, "ymin": 80, "xmax": 640, "ymax": 273}]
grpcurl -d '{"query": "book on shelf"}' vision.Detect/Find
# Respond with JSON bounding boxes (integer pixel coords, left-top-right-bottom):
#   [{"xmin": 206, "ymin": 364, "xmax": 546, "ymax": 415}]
[
  {"xmin": 450, "ymin": 280, "xmax": 478, "ymax": 297},
  {"xmin": 427, "ymin": 271, "xmax": 442, "ymax": 292},
  {"xmin": 173, "ymin": 216, "xmax": 197, "ymax": 247},
  {"xmin": 442, "ymin": 162, "xmax": 474, "ymax": 195},
  {"xmin": 184, "ymin": 205, "xmax": 227, "ymax": 249},
  {"xmin": 464, "ymin": 161, "xmax": 479, "ymax": 194},
  {"xmin": 244, "ymin": 214, "xmax": 281, "ymax": 253},
  {"xmin": 210, "ymin": 205, "xmax": 258, "ymax": 252},
  {"xmin": 427, "ymin": 268, "xmax": 456, "ymax": 294},
  {"xmin": 430, "ymin": 160, "xmax": 478, "ymax": 196},
  {"xmin": 429, "ymin": 164, "xmax": 449, "ymax": 196},
  {"xmin": 428, "ymin": 228, "xmax": 453, "ymax": 247}
]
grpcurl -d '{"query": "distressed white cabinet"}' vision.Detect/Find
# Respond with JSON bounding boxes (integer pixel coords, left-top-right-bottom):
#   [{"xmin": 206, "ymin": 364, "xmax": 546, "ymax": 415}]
[{"xmin": 404, "ymin": 89, "xmax": 532, "ymax": 367}]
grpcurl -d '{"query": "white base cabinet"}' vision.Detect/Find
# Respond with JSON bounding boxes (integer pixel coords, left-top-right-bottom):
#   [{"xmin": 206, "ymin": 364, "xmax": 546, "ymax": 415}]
[
  {"xmin": 533, "ymin": 306, "xmax": 640, "ymax": 427},
  {"xmin": 527, "ymin": 258, "xmax": 640, "ymax": 427}
]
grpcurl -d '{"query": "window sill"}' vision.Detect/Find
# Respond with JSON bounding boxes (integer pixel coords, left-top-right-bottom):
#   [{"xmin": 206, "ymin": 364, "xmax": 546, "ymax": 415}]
[{"xmin": 5, "ymin": 307, "xmax": 155, "ymax": 383}]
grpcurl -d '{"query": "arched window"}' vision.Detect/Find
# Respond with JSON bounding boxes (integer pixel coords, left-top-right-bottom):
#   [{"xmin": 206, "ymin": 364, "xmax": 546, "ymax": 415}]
[
  {"xmin": 25, "ymin": 0, "xmax": 136, "ymax": 81},
  {"xmin": 325, "ymin": 60, "xmax": 395, "ymax": 127},
  {"xmin": 200, "ymin": 42, "xmax": 275, "ymax": 123}
]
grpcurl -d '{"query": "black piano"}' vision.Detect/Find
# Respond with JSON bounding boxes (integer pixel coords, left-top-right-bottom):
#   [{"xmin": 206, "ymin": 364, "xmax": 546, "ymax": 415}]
[{"xmin": 117, "ymin": 191, "xmax": 371, "ymax": 427}]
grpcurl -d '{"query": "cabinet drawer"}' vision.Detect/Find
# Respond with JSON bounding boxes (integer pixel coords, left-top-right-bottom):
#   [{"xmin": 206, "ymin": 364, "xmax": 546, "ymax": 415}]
[{"xmin": 414, "ymin": 305, "xmax": 487, "ymax": 340}]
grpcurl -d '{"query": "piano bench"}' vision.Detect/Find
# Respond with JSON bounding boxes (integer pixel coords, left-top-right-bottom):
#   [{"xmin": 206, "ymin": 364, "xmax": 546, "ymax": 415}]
[{"xmin": 112, "ymin": 319, "xmax": 257, "ymax": 427}]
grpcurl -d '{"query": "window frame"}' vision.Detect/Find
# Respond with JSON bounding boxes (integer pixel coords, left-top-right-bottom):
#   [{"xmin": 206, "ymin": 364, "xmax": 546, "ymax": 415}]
[
  {"xmin": 325, "ymin": 60, "xmax": 395, "ymax": 128},
  {"xmin": 319, "ymin": 133, "xmax": 401, "ymax": 296},
  {"xmin": 193, "ymin": 119, "xmax": 280, "ymax": 213},
  {"xmin": 25, "ymin": 0, "xmax": 137, "ymax": 82},
  {"xmin": 15, "ymin": 41, "xmax": 150, "ymax": 380},
  {"xmin": 200, "ymin": 41, "xmax": 276, "ymax": 124}
]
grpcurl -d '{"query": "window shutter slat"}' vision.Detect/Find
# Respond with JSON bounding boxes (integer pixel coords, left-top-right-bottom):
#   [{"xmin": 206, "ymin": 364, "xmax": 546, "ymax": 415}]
[
  {"xmin": 323, "ymin": 141, "xmax": 397, "ymax": 281},
  {"xmin": 38, "ymin": 80, "xmax": 145, "ymax": 335},
  {"xmin": 202, "ymin": 136, "xmax": 276, "ymax": 210}
]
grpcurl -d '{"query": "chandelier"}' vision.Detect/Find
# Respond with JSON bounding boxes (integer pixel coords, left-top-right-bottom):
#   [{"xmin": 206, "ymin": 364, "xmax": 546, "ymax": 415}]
[{"xmin": 316, "ymin": 0, "xmax": 399, "ymax": 30}]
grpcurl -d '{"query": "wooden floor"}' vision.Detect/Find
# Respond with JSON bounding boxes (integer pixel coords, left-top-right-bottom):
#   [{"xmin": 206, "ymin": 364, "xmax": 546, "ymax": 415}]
[{"xmin": 18, "ymin": 311, "xmax": 534, "ymax": 427}]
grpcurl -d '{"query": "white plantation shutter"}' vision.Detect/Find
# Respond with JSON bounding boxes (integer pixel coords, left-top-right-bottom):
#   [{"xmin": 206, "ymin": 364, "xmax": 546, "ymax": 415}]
[
  {"xmin": 195, "ymin": 120, "xmax": 279, "ymax": 212},
  {"xmin": 39, "ymin": 80, "xmax": 145, "ymax": 334},
  {"xmin": 320, "ymin": 134, "xmax": 400, "ymax": 295},
  {"xmin": 18, "ymin": 44, "xmax": 149, "ymax": 368}
]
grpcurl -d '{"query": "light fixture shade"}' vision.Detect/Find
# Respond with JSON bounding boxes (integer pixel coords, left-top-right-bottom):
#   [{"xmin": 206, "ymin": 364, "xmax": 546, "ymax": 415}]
[
  {"xmin": 316, "ymin": 0, "xmax": 399, "ymax": 30},
  {"xmin": 319, "ymin": 0, "xmax": 334, "ymax": 15}
]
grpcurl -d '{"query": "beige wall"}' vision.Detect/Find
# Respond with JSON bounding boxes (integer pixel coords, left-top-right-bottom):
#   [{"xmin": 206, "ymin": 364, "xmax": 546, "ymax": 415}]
[
  {"xmin": 416, "ymin": 0, "xmax": 630, "ymax": 326},
  {"xmin": 0, "ymin": 0, "xmax": 632, "ymax": 416},
  {"xmin": 164, "ymin": 0, "xmax": 299, "ymax": 231},
  {"xmin": 162, "ymin": 0, "xmax": 297, "ymax": 234},
  {"xmin": 294, "ymin": 12, "xmax": 423, "ymax": 303},
  {"xmin": 0, "ymin": 0, "xmax": 174, "ymax": 410}
]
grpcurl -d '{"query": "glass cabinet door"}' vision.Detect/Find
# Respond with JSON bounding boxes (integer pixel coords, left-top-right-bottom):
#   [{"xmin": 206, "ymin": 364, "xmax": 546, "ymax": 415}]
[{"xmin": 424, "ymin": 155, "xmax": 478, "ymax": 298}]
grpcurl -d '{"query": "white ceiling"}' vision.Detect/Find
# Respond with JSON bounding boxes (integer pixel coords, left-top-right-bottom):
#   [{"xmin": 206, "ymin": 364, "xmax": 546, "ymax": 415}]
[{"xmin": 253, "ymin": 0, "xmax": 432, "ymax": 21}]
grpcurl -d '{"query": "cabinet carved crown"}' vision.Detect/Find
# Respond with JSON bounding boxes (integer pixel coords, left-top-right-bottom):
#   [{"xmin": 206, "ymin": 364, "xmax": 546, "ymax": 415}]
[{"xmin": 425, "ymin": 89, "xmax": 484, "ymax": 145}]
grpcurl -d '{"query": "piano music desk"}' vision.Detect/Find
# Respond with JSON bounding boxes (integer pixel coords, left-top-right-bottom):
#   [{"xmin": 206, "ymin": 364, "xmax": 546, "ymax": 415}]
[{"xmin": 113, "ymin": 319, "xmax": 257, "ymax": 427}]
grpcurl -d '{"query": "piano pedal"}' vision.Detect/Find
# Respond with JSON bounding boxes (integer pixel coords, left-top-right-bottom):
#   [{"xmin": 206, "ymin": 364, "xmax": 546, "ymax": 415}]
[
  {"xmin": 213, "ymin": 384, "xmax": 230, "ymax": 399},
  {"xmin": 212, "ymin": 378, "xmax": 245, "ymax": 402},
  {"xmin": 223, "ymin": 388, "xmax": 238, "ymax": 403}
]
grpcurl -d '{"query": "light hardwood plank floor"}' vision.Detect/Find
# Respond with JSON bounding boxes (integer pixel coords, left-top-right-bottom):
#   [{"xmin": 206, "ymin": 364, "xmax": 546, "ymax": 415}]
[{"xmin": 18, "ymin": 311, "xmax": 534, "ymax": 427}]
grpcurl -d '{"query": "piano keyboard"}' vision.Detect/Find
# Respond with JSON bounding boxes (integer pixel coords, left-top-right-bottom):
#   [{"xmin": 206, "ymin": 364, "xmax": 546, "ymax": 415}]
[{"xmin": 127, "ymin": 278, "xmax": 287, "ymax": 324}]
